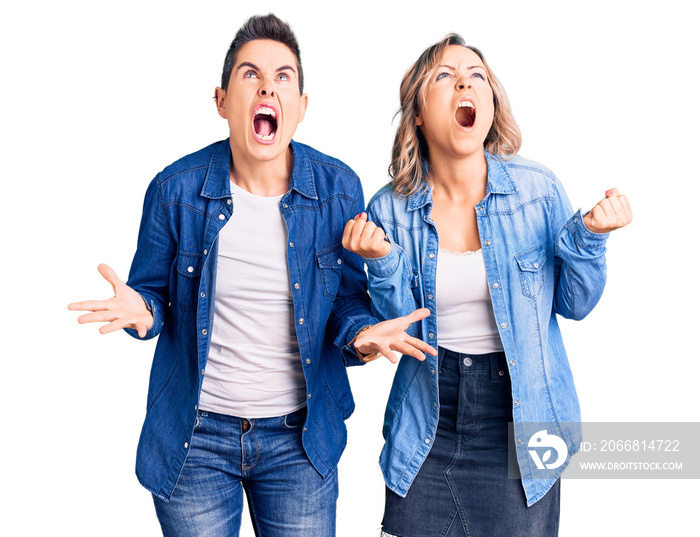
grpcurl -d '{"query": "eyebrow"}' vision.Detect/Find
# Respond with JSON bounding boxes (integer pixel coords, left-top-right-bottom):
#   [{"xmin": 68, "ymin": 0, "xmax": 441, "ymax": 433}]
[
  {"xmin": 438, "ymin": 64, "xmax": 485, "ymax": 71},
  {"xmin": 236, "ymin": 61, "xmax": 296, "ymax": 74}
]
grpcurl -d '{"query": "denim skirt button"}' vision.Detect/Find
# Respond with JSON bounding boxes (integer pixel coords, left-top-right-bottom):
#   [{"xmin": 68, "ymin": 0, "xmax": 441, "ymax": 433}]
[{"xmin": 463, "ymin": 357, "xmax": 473, "ymax": 367}]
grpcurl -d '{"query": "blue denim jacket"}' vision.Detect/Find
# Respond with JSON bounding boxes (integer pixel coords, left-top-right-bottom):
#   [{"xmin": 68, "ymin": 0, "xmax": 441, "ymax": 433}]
[
  {"xmin": 364, "ymin": 151, "xmax": 609, "ymax": 506},
  {"xmin": 125, "ymin": 139, "xmax": 376, "ymax": 502}
]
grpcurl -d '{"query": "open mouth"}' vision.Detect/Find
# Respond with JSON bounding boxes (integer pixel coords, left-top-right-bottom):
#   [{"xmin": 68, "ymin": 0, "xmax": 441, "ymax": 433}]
[
  {"xmin": 253, "ymin": 105, "xmax": 278, "ymax": 142},
  {"xmin": 455, "ymin": 100, "xmax": 476, "ymax": 129}
]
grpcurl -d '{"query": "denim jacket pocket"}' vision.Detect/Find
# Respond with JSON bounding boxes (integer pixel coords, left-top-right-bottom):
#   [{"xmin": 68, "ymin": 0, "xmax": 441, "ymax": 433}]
[
  {"xmin": 176, "ymin": 252, "xmax": 203, "ymax": 311},
  {"xmin": 514, "ymin": 245, "xmax": 546, "ymax": 300},
  {"xmin": 316, "ymin": 244, "xmax": 343, "ymax": 298}
]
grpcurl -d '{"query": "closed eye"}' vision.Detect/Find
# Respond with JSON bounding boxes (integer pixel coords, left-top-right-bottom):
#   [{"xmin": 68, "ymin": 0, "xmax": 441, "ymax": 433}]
[{"xmin": 472, "ymin": 72, "xmax": 486, "ymax": 81}]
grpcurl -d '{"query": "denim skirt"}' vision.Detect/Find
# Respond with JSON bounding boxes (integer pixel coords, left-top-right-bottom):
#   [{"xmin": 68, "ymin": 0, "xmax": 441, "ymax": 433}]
[{"xmin": 382, "ymin": 348, "xmax": 560, "ymax": 537}]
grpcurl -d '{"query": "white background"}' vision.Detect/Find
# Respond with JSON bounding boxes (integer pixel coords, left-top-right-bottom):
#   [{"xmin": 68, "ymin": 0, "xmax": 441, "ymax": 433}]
[{"xmin": 2, "ymin": 0, "xmax": 698, "ymax": 535}]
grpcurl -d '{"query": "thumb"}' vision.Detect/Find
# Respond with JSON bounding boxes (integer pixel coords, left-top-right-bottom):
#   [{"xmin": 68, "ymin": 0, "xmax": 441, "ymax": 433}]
[
  {"xmin": 401, "ymin": 307, "xmax": 430, "ymax": 329},
  {"xmin": 97, "ymin": 263, "xmax": 123, "ymax": 293}
]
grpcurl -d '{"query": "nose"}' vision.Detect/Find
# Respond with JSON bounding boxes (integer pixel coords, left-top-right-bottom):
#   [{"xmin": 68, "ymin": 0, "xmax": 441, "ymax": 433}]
[
  {"xmin": 259, "ymin": 78, "xmax": 275, "ymax": 98},
  {"xmin": 456, "ymin": 76, "xmax": 470, "ymax": 91}
]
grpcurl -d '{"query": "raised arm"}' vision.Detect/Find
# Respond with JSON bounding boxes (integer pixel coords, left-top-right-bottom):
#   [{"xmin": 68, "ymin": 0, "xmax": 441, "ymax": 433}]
[{"xmin": 552, "ymin": 182, "xmax": 632, "ymax": 320}]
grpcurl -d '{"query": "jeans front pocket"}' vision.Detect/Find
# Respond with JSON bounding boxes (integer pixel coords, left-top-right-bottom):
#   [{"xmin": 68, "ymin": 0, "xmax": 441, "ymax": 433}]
[{"xmin": 514, "ymin": 244, "xmax": 546, "ymax": 300}]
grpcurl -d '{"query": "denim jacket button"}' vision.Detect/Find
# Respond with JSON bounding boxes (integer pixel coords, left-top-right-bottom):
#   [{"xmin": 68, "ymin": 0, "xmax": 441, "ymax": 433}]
[
  {"xmin": 484, "ymin": 240, "xmax": 491, "ymax": 246},
  {"xmin": 500, "ymin": 323, "xmax": 507, "ymax": 329},
  {"xmin": 298, "ymin": 318, "xmax": 305, "ymax": 325},
  {"xmin": 427, "ymin": 294, "xmax": 434, "ymax": 300},
  {"xmin": 428, "ymin": 252, "xmax": 435, "ymax": 259},
  {"xmin": 187, "ymin": 266, "xmax": 194, "ymax": 273},
  {"xmin": 218, "ymin": 214, "xmax": 225, "ymax": 220},
  {"xmin": 510, "ymin": 360, "xmax": 515, "ymax": 366},
  {"xmin": 492, "ymin": 282, "xmax": 499, "ymax": 289},
  {"xmin": 514, "ymin": 400, "xmax": 520, "ymax": 406},
  {"xmin": 294, "ymin": 283, "xmax": 300, "ymax": 289}
]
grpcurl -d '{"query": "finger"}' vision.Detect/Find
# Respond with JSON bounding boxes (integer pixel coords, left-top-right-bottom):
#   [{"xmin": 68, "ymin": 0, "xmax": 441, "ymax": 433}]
[
  {"xmin": 402, "ymin": 335, "xmax": 438, "ymax": 356},
  {"xmin": 618, "ymin": 194, "xmax": 633, "ymax": 223},
  {"xmin": 390, "ymin": 341, "xmax": 426, "ymax": 361},
  {"xmin": 342, "ymin": 219, "xmax": 356, "ymax": 248},
  {"xmin": 347, "ymin": 217, "xmax": 368, "ymax": 249},
  {"xmin": 98, "ymin": 316, "xmax": 134, "ymax": 335},
  {"xmin": 596, "ymin": 197, "xmax": 614, "ymax": 219},
  {"xmin": 605, "ymin": 188, "xmax": 620, "ymax": 197},
  {"xmin": 67, "ymin": 299, "xmax": 110, "ymax": 312},
  {"xmin": 400, "ymin": 307, "xmax": 431, "ymax": 329},
  {"xmin": 77, "ymin": 311, "xmax": 118, "ymax": 324},
  {"xmin": 378, "ymin": 344, "xmax": 399, "ymax": 364},
  {"xmin": 369, "ymin": 224, "xmax": 386, "ymax": 242},
  {"xmin": 603, "ymin": 194, "xmax": 625, "ymax": 220},
  {"xmin": 97, "ymin": 264, "xmax": 123, "ymax": 294}
]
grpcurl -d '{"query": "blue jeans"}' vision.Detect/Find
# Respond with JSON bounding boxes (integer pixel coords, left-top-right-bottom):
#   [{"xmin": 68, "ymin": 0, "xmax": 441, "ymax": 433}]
[
  {"xmin": 382, "ymin": 349, "xmax": 560, "ymax": 537},
  {"xmin": 153, "ymin": 407, "xmax": 337, "ymax": 537}
]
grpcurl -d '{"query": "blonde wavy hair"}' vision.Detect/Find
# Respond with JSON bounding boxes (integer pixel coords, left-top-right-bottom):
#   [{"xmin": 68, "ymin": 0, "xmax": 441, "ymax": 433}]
[{"xmin": 390, "ymin": 34, "xmax": 522, "ymax": 197}]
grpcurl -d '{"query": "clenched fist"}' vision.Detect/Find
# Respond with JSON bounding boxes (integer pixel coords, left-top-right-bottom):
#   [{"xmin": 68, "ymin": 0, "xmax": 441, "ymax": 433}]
[
  {"xmin": 342, "ymin": 212, "xmax": 391, "ymax": 258},
  {"xmin": 583, "ymin": 188, "xmax": 633, "ymax": 234}
]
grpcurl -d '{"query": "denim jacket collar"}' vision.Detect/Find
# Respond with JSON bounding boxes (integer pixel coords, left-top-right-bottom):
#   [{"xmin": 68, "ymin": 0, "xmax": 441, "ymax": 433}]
[
  {"xmin": 406, "ymin": 150, "xmax": 518, "ymax": 212},
  {"xmin": 199, "ymin": 139, "xmax": 318, "ymax": 201}
]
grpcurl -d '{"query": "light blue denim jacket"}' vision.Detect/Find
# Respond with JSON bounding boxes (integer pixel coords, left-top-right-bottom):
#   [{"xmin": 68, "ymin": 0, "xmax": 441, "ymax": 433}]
[{"xmin": 364, "ymin": 151, "xmax": 609, "ymax": 506}]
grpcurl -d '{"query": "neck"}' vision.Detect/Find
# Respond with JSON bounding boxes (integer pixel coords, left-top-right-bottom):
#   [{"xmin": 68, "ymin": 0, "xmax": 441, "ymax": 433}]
[
  {"xmin": 428, "ymin": 149, "xmax": 488, "ymax": 201},
  {"xmin": 229, "ymin": 143, "xmax": 292, "ymax": 196}
]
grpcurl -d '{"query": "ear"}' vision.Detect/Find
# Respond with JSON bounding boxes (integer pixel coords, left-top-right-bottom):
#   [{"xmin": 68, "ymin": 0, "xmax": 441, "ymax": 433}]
[
  {"xmin": 297, "ymin": 93, "xmax": 308, "ymax": 124},
  {"xmin": 214, "ymin": 87, "xmax": 228, "ymax": 119},
  {"xmin": 415, "ymin": 111, "xmax": 423, "ymax": 127}
]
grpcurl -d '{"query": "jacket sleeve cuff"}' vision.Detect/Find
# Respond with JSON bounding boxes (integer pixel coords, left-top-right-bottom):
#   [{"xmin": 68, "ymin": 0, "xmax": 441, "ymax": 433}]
[
  {"xmin": 124, "ymin": 293, "xmax": 162, "ymax": 341},
  {"xmin": 335, "ymin": 316, "xmax": 378, "ymax": 367},
  {"xmin": 364, "ymin": 240, "xmax": 401, "ymax": 278},
  {"xmin": 564, "ymin": 209, "xmax": 609, "ymax": 250}
]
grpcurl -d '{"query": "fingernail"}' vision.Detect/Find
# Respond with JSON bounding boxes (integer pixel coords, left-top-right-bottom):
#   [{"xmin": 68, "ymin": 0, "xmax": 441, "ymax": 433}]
[{"xmin": 605, "ymin": 190, "xmax": 613, "ymax": 197}]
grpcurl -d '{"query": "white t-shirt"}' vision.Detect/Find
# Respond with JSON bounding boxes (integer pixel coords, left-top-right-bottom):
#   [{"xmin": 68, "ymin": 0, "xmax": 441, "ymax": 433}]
[
  {"xmin": 198, "ymin": 181, "xmax": 307, "ymax": 418},
  {"xmin": 435, "ymin": 248, "xmax": 504, "ymax": 354}
]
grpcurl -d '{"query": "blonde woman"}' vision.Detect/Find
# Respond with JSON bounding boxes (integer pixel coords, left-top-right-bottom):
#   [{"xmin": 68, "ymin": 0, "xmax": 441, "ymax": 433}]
[{"xmin": 343, "ymin": 34, "xmax": 632, "ymax": 536}]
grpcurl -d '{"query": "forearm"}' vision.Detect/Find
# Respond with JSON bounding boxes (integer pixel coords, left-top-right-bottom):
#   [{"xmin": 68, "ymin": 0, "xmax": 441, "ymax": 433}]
[{"xmin": 553, "ymin": 209, "xmax": 609, "ymax": 320}]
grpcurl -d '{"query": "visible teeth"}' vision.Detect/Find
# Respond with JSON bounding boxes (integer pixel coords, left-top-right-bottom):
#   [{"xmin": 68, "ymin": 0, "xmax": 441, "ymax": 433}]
[
  {"xmin": 257, "ymin": 106, "xmax": 276, "ymax": 118},
  {"xmin": 458, "ymin": 101, "xmax": 474, "ymax": 109},
  {"xmin": 258, "ymin": 133, "xmax": 274, "ymax": 141}
]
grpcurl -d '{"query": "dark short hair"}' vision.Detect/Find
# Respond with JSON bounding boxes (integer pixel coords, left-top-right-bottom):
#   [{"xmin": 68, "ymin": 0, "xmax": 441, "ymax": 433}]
[{"xmin": 220, "ymin": 13, "xmax": 304, "ymax": 93}]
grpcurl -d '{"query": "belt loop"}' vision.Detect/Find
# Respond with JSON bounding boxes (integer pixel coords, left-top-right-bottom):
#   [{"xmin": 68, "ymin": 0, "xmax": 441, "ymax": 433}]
[{"xmin": 490, "ymin": 353, "xmax": 500, "ymax": 382}]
